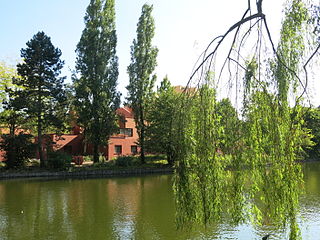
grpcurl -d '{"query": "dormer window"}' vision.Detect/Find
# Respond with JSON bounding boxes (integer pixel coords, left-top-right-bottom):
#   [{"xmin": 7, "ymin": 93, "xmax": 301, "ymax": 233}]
[{"xmin": 119, "ymin": 128, "xmax": 133, "ymax": 137}]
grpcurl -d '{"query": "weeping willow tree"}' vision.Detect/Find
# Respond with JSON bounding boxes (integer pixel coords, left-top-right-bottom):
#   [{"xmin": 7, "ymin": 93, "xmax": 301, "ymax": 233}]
[{"xmin": 174, "ymin": 0, "xmax": 319, "ymax": 239}]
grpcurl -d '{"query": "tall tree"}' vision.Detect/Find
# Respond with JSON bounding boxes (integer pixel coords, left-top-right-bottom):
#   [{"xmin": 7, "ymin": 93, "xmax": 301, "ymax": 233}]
[
  {"xmin": 74, "ymin": 0, "xmax": 120, "ymax": 163},
  {"xmin": 127, "ymin": 4, "xmax": 158, "ymax": 164},
  {"xmin": 145, "ymin": 76, "xmax": 178, "ymax": 165},
  {"xmin": 14, "ymin": 31, "xmax": 66, "ymax": 167}
]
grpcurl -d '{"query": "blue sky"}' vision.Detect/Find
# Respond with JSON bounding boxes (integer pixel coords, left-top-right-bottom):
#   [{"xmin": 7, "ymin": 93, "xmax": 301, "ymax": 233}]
[{"xmin": 1, "ymin": 0, "xmax": 318, "ymax": 104}]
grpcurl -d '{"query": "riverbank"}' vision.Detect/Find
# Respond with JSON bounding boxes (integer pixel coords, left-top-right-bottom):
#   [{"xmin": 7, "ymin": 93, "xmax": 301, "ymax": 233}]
[
  {"xmin": 1, "ymin": 158, "xmax": 318, "ymax": 180},
  {"xmin": 0, "ymin": 154, "xmax": 174, "ymax": 180},
  {"xmin": 0, "ymin": 166, "xmax": 174, "ymax": 180}
]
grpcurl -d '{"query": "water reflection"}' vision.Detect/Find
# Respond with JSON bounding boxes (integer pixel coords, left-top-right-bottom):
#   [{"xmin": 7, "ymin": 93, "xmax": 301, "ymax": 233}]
[{"xmin": 0, "ymin": 164, "xmax": 319, "ymax": 239}]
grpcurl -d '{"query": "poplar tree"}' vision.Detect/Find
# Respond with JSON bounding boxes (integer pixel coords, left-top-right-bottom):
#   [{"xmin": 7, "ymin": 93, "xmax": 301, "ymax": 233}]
[
  {"xmin": 127, "ymin": 4, "xmax": 158, "ymax": 164},
  {"xmin": 14, "ymin": 31, "xmax": 66, "ymax": 167},
  {"xmin": 74, "ymin": 0, "xmax": 120, "ymax": 163}
]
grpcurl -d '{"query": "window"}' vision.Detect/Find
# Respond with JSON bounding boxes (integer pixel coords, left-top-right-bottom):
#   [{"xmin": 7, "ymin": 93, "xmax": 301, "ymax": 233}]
[
  {"xmin": 131, "ymin": 145, "xmax": 138, "ymax": 155},
  {"xmin": 114, "ymin": 145, "xmax": 122, "ymax": 155},
  {"xmin": 119, "ymin": 128, "xmax": 133, "ymax": 137},
  {"xmin": 126, "ymin": 128, "xmax": 133, "ymax": 137}
]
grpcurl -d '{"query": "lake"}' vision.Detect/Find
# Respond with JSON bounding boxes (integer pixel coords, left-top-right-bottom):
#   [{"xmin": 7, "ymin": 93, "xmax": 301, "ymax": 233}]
[{"xmin": 0, "ymin": 162, "xmax": 319, "ymax": 239}]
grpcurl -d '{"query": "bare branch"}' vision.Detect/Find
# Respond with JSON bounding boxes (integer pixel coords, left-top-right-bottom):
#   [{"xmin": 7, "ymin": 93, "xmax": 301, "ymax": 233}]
[
  {"xmin": 301, "ymin": 42, "xmax": 320, "ymax": 100},
  {"xmin": 187, "ymin": 13, "xmax": 265, "ymax": 88}
]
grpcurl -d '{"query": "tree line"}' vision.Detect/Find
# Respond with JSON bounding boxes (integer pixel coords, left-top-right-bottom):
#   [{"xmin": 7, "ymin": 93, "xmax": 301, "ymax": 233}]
[
  {"xmin": 1, "ymin": 0, "xmax": 320, "ymax": 238},
  {"xmin": 0, "ymin": 1, "xmax": 159, "ymax": 168},
  {"xmin": 0, "ymin": 0, "xmax": 320, "ymax": 171}
]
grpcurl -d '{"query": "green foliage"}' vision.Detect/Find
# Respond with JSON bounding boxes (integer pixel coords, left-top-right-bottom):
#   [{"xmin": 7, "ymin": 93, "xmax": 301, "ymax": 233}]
[
  {"xmin": 215, "ymin": 98, "xmax": 241, "ymax": 155},
  {"xmin": 174, "ymin": 84, "xmax": 227, "ymax": 226},
  {"xmin": 173, "ymin": 1, "xmax": 312, "ymax": 239},
  {"xmin": 145, "ymin": 76, "xmax": 178, "ymax": 165},
  {"xmin": 126, "ymin": 4, "xmax": 158, "ymax": 164},
  {"xmin": 99, "ymin": 153, "xmax": 106, "ymax": 163},
  {"xmin": 74, "ymin": 0, "xmax": 120, "ymax": 163},
  {"xmin": 0, "ymin": 62, "xmax": 18, "ymax": 109},
  {"xmin": 0, "ymin": 162, "xmax": 5, "ymax": 168},
  {"xmin": 115, "ymin": 156, "xmax": 138, "ymax": 167},
  {"xmin": 242, "ymin": 89, "xmax": 305, "ymax": 231},
  {"xmin": 0, "ymin": 62, "xmax": 27, "ymax": 135},
  {"xmin": 13, "ymin": 31, "xmax": 66, "ymax": 167},
  {"xmin": 0, "ymin": 133, "xmax": 35, "ymax": 169},
  {"xmin": 83, "ymin": 155, "xmax": 93, "ymax": 162},
  {"xmin": 0, "ymin": 110, "xmax": 24, "ymax": 136},
  {"xmin": 1, "ymin": 86, "xmax": 29, "ymax": 136},
  {"xmin": 302, "ymin": 107, "xmax": 320, "ymax": 158},
  {"xmin": 273, "ymin": 0, "xmax": 308, "ymax": 103},
  {"xmin": 243, "ymin": 57, "xmax": 258, "ymax": 101},
  {"xmin": 47, "ymin": 151, "xmax": 72, "ymax": 169},
  {"xmin": 49, "ymin": 83, "xmax": 75, "ymax": 135}
]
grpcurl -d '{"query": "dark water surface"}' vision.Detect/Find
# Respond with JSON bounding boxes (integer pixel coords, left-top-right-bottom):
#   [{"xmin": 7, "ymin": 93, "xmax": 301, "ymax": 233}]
[{"xmin": 0, "ymin": 163, "xmax": 320, "ymax": 240}]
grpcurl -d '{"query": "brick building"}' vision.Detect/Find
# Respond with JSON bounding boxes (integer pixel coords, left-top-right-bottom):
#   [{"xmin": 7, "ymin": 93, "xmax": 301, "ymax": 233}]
[
  {"xmin": 62, "ymin": 106, "xmax": 139, "ymax": 160},
  {"xmin": 0, "ymin": 106, "xmax": 139, "ymax": 162}
]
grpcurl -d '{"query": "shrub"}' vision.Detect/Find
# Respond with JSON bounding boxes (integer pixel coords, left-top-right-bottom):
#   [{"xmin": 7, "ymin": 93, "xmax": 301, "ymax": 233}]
[
  {"xmin": 26, "ymin": 158, "xmax": 40, "ymax": 167},
  {"xmin": 47, "ymin": 151, "xmax": 72, "ymax": 169},
  {"xmin": 99, "ymin": 153, "xmax": 106, "ymax": 163},
  {"xmin": 0, "ymin": 134, "xmax": 35, "ymax": 169},
  {"xmin": 0, "ymin": 162, "xmax": 6, "ymax": 168},
  {"xmin": 145, "ymin": 154, "xmax": 166, "ymax": 162},
  {"xmin": 83, "ymin": 155, "xmax": 93, "ymax": 162},
  {"xmin": 115, "ymin": 156, "xmax": 137, "ymax": 167}
]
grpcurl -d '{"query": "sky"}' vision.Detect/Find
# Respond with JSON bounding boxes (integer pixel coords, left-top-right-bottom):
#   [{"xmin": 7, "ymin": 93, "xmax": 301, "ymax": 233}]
[{"xmin": 0, "ymin": 0, "xmax": 318, "ymax": 104}]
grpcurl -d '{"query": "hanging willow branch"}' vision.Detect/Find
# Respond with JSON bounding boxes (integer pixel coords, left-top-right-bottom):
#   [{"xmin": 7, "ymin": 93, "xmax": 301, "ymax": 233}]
[
  {"xmin": 174, "ymin": 1, "xmax": 319, "ymax": 239},
  {"xmin": 187, "ymin": 0, "xmax": 319, "ymax": 99}
]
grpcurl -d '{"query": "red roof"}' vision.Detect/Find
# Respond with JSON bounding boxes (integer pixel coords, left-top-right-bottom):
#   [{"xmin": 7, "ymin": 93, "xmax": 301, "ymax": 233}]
[
  {"xmin": 116, "ymin": 106, "xmax": 134, "ymax": 118},
  {"xmin": 52, "ymin": 135, "xmax": 80, "ymax": 151}
]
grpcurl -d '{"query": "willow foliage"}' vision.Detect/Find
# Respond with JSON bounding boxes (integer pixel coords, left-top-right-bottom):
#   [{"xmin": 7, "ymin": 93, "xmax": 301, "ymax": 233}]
[
  {"xmin": 174, "ymin": 83, "xmax": 226, "ymax": 226},
  {"xmin": 173, "ymin": 0, "xmax": 316, "ymax": 239}
]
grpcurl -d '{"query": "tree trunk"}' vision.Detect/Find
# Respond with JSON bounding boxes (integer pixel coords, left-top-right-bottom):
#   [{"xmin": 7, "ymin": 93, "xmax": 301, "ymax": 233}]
[
  {"xmin": 93, "ymin": 143, "xmax": 99, "ymax": 163},
  {"xmin": 139, "ymin": 106, "xmax": 146, "ymax": 164},
  {"xmin": 38, "ymin": 129, "xmax": 44, "ymax": 168},
  {"xmin": 140, "ymin": 138, "xmax": 145, "ymax": 164},
  {"xmin": 38, "ymin": 85, "xmax": 46, "ymax": 168},
  {"xmin": 167, "ymin": 152, "xmax": 174, "ymax": 166},
  {"xmin": 9, "ymin": 117, "xmax": 16, "ymax": 137}
]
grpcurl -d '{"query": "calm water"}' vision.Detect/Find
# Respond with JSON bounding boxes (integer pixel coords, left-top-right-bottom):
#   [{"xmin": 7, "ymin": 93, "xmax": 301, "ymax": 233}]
[{"xmin": 0, "ymin": 163, "xmax": 320, "ymax": 240}]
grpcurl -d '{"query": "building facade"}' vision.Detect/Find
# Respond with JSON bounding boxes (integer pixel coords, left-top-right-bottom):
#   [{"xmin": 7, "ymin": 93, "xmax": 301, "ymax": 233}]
[
  {"xmin": 52, "ymin": 106, "xmax": 139, "ymax": 160},
  {"xmin": 0, "ymin": 107, "xmax": 139, "ymax": 162}
]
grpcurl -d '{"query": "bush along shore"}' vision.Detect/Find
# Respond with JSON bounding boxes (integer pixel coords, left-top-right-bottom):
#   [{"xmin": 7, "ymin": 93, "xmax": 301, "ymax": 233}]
[
  {"xmin": 0, "ymin": 167, "xmax": 173, "ymax": 180},
  {"xmin": 0, "ymin": 155, "xmax": 173, "ymax": 180}
]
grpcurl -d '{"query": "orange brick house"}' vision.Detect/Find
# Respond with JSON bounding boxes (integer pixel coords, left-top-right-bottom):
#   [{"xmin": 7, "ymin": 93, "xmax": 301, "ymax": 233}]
[
  {"xmin": 0, "ymin": 106, "xmax": 139, "ymax": 162},
  {"xmin": 51, "ymin": 106, "xmax": 139, "ymax": 160}
]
